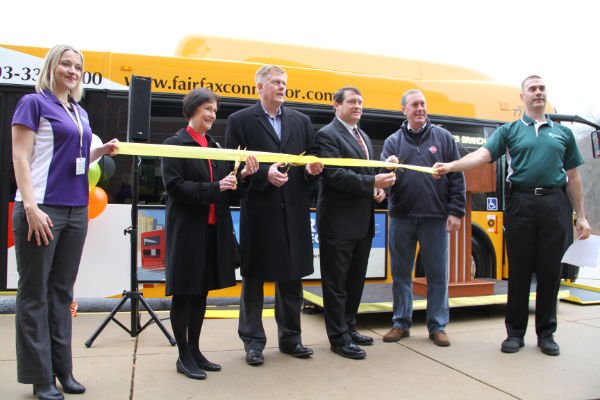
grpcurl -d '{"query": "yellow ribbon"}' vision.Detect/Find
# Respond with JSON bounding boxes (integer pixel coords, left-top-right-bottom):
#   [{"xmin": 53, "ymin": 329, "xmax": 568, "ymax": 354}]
[{"xmin": 115, "ymin": 142, "xmax": 434, "ymax": 174}]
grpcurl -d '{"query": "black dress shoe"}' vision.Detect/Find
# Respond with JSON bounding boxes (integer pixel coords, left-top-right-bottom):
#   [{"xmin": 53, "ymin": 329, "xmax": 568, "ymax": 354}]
[
  {"xmin": 55, "ymin": 373, "xmax": 86, "ymax": 394},
  {"xmin": 192, "ymin": 352, "xmax": 222, "ymax": 371},
  {"xmin": 538, "ymin": 336, "xmax": 560, "ymax": 356},
  {"xmin": 350, "ymin": 330, "xmax": 374, "ymax": 346},
  {"xmin": 331, "ymin": 342, "xmax": 366, "ymax": 360},
  {"xmin": 176, "ymin": 358, "xmax": 207, "ymax": 380},
  {"xmin": 33, "ymin": 383, "xmax": 64, "ymax": 400},
  {"xmin": 501, "ymin": 336, "xmax": 524, "ymax": 353},
  {"xmin": 280, "ymin": 343, "xmax": 314, "ymax": 358},
  {"xmin": 245, "ymin": 349, "xmax": 264, "ymax": 366}
]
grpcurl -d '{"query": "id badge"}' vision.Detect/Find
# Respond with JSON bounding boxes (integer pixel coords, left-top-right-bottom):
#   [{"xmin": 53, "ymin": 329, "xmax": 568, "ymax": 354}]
[{"xmin": 75, "ymin": 157, "xmax": 86, "ymax": 175}]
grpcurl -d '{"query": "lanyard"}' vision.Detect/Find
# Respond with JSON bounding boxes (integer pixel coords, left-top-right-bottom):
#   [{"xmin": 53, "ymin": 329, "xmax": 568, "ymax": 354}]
[{"xmin": 60, "ymin": 100, "xmax": 84, "ymax": 157}]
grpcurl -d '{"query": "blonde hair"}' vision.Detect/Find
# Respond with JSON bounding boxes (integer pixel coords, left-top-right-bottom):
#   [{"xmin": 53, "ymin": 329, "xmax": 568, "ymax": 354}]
[
  {"xmin": 255, "ymin": 65, "xmax": 286, "ymax": 85},
  {"xmin": 35, "ymin": 44, "xmax": 84, "ymax": 101}
]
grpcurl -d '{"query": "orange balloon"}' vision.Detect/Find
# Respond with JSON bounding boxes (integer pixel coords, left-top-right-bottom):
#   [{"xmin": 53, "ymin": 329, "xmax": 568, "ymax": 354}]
[{"xmin": 88, "ymin": 186, "xmax": 108, "ymax": 219}]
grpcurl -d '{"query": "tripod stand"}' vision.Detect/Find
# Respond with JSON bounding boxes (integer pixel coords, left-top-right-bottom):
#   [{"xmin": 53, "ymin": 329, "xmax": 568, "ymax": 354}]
[
  {"xmin": 85, "ymin": 155, "xmax": 175, "ymax": 347},
  {"xmin": 85, "ymin": 75, "xmax": 175, "ymax": 347}
]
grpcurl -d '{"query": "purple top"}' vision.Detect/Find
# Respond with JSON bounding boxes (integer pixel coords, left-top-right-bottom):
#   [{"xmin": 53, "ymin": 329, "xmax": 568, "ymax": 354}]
[{"xmin": 12, "ymin": 91, "xmax": 92, "ymax": 206}]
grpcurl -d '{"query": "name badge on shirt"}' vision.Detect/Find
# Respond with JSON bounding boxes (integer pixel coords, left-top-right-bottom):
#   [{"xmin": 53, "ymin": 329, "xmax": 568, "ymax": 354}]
[{"xmin": 75, "ymin": 157, "xmax": 86, "ymax": 175}]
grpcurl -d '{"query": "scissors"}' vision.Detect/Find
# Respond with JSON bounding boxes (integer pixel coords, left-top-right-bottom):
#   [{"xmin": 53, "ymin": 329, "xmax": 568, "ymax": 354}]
[
  {"xmin": 230, "ymin": 146, "xmax": 247, "ymax": 176},
  {"xmin": 395, "ymin": 157, "xmax": 407, "ymax": 174},
  {"xmin": 230, "ymin": 146, "xmax": 246, "ymax": 190},
  {"xmin": 280, "ymin": 151, "xmax": 306, "ymax": 175}
]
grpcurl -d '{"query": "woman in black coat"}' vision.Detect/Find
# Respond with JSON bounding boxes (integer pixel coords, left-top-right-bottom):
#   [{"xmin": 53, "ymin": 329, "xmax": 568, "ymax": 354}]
[{"xmin": 161, "ymin": 89, "xmax": 258, "ymax": 380}]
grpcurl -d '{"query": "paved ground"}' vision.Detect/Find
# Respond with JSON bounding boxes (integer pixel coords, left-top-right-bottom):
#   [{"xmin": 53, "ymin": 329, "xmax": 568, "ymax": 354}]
[{"xmin": 1, "ymin": 301, "xmax": 599, "ymax": 400}]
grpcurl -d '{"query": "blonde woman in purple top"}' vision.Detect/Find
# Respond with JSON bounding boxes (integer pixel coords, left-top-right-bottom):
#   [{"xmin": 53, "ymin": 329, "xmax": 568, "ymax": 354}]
[{"xmin": 12, "ymin": 44, "xmax": 118, "ymax": 400}]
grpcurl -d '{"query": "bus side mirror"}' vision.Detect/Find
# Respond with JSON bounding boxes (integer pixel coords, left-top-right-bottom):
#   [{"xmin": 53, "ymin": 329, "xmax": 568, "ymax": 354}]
[{"xmin": 592, "ymin": 130, "xmax": 600, "ymax": 159}]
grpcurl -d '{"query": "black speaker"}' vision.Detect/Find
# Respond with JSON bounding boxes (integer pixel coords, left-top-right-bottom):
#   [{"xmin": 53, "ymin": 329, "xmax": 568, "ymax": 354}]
[{"xmin": 127, "ymin": 75, "xmax": 152, "ymax": 142}]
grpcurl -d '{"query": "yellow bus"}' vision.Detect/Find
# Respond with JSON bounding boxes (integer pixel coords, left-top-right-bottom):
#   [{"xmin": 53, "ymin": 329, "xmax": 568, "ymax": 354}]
[{"xmin": 1, "ymin": 38, "xmax": 596, "ymax": 303}]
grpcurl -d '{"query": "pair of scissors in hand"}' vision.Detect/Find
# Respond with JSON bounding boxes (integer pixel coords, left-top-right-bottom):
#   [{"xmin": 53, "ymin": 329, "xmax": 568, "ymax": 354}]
[
  {"xmin": 230, "ymin": 146, "xmax": 247, "ymax": 176},
  {"xmin": 230, "ymin": 146, "xmax": 247, "ymax": 190},
  {"xmin": 280, "ymin": 151, "xmax": 306, "ymax": 175}
]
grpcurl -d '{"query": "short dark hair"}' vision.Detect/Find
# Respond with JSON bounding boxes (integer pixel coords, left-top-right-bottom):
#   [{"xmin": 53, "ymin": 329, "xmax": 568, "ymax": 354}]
[
  {"xmin": 521, "ymin": 75, "xmax": 543, "ymax": 91},
  {"xmin": 333, "ymin": 86, "xmax": 362, "ymax": 104},
  {"xmin": 182, "ymin": 88, "xmax": 220, "ymax": 119}
]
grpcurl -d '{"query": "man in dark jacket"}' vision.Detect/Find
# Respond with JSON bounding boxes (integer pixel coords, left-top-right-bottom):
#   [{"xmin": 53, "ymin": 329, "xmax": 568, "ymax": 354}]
[
  {"xmin": 225, "ymin": 65, "xmax": 323, "ymax": 366},
  {"xmin": 315, "ymin": 87, "xmax": 395, "ymax": 359},
  {"xmin": 381, "ymin": 89, "xmax": 465, "ymax": 347}
]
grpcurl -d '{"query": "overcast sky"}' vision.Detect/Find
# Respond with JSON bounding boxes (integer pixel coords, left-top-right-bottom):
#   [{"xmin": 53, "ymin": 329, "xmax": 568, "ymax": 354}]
[{"xmin": 2, "ymin": 0, "xmax": 598, "ymax": 121}]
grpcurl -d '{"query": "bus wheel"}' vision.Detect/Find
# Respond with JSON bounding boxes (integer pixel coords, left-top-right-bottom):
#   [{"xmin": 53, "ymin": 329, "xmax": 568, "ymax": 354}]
[{"xmin": 471, "ymin": 235, "xmax": 494, "ymax": 278}]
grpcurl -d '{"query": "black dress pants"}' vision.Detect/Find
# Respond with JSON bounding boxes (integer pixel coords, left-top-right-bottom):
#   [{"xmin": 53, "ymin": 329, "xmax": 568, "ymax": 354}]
[
  {"xmin": 319, "ymin": 235, "xmax": 371, "ymax": 345},
  {"xmin": 504, "ymin": 189, "xmax": 570, "ymax": 339},
  {"xmin": 238, "ymin": 276, "xmax": 304, "ymax": 351}
]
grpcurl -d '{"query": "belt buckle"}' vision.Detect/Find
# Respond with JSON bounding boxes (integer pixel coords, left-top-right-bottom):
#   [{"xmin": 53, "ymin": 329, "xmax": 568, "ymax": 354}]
[{"xmin": 534, "ymin": 188, "xmax": 544, "ymax": 196}]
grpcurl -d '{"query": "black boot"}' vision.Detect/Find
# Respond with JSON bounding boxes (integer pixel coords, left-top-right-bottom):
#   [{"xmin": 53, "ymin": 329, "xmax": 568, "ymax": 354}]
[
  {"xmin": 33, "ymin": 382, "xmax": 64, "ymax": 400},
  {"xmin": 55, "ymin": 373, "xmax": 86, "ymax": 394}
]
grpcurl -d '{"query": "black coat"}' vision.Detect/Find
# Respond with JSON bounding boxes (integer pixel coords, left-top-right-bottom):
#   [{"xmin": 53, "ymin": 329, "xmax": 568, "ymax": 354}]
[
  {"xmin": 225, "ymin": 102, "xmax": 316, "ymax": 281},
  {"xmin": 161, "ymin": 129, "xmax": 237, "ymax": 295},
  {"xmin": 315, "ymin": 118, "xmax": 377, "ymax": 240}
]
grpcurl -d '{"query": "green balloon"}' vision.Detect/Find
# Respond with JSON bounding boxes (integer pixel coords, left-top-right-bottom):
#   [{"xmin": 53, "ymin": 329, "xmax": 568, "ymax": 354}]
[{"xmin": 88, "ymin": 162, "xmax": 102, "ymax": 187}]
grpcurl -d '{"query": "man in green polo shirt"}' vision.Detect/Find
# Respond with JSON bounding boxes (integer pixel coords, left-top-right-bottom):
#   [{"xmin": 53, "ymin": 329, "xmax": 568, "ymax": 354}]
[{"xmin": 433, "ymin": 75, "xmax": 591, "ymax": 356}]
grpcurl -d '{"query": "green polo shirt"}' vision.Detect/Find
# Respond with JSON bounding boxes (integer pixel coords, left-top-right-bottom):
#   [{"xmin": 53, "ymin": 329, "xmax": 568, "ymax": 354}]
[{"xmin": 484, "ymin": 114, "xmax": 584, "ymax": 187}]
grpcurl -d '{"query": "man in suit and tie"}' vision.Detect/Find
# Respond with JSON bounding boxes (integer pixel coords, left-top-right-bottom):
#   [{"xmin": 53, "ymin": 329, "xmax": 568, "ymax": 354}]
[
  {"xmin": 225, "ymin": 65, "xmax": 323, "ymax": 366},
  {"xmin": 315, "ymin": 87, "xmax": 396, "ymax": 359}
]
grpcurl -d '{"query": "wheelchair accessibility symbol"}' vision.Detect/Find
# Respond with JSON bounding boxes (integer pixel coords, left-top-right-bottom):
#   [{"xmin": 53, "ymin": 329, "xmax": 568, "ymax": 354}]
[{"xmin": 487, "ymin": 197, "xmax": 498, "ymax": 211}]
